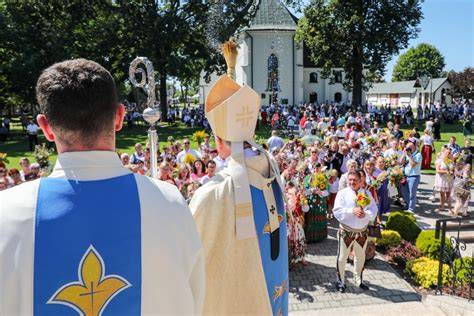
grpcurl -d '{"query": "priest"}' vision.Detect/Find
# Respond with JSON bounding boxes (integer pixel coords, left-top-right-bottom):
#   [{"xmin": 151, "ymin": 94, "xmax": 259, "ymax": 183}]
[
  {"xmin": 0, "ymin": 59, "xmax": 204, "ymax": 315},
  {"xmin": 190, "ymin": 41, "xmax": 288, "ymax": 315}
]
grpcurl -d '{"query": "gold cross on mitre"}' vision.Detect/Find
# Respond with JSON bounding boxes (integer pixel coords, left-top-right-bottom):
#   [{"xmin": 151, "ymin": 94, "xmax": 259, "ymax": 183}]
[{"xmin": 236, "ymin": 105, "xmax": 255, "ymax": 127}]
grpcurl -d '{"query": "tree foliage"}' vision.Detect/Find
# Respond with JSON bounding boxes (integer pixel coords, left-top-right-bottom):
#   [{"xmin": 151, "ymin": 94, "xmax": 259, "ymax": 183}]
[
  {"xmin": 392, "ymin": 43, "xmax": 445, "ymax": 81},
  {"xmin": 447, "ymin": 67, "xmax": 474, "ymax": 99},
  {"xmin": 0, "ymin": 0, "xmax": 257, "ymax": 118},
  {"xmin": 296, "ymin": 0, "xmax": 423, "ymax": 106}
]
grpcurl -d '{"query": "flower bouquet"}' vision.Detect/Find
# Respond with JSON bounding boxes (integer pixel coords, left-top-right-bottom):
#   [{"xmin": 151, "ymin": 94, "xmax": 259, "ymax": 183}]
[
  {"xmin": 355, "ymin": 191, "xmax": 371, "ymax": 208},
  {"xmin": 300, "ymin": 195, "xmax": 310, "ymax": 213},
  {"xmin": 0, "ymin": 153, "xmax": 9, "ymax": 164},
  {"xmin": 183, "ymin": 153, "xmax": 197, "ymax": 165},
  {"xmin": 326, "ymin": 169, "xmax": 338, "ymax": 184},
  {"xmin": 312, "ymin": 172, "xmax": 328, "ymax": 190},
  {"xmin": 192, "ymin": 130, "xmax": 208, "ymax": 145},
  {"xmin": 33, "ymin": 143, "xmax": 54, "ymax": 175},
  {"xmin": 366, "ymin": 136, "xmax": 376, "ymax": 147},
  {"xmin": 384, "ymin": 154, "xmax": 399, "ymax": 169},
  {"xmin": 369, "ymin": 171, "xmax": 388, "ymax": 190},
  {"xmin": 388, "ymin": 166, "xmax": 405, "ymax": 186}
]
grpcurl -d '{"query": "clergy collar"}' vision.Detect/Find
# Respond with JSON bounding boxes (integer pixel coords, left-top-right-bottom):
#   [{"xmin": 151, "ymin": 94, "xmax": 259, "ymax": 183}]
[{"xmin": 49, "ymin": 150, "xmax": 131, "ymax": 181}]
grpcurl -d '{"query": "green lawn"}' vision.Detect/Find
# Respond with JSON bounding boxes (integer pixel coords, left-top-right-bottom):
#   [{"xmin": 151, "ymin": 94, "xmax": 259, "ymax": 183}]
[{"xmin": 1, "ymin": 118, "xmax": 468, "ymax": 172}]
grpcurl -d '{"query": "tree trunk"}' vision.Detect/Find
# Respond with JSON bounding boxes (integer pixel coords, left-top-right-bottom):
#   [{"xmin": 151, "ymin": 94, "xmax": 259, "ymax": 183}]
[
  {"xmin": 159, "ymin": 73, "xmax": 168, "ymax": 122},
  {"xmin": 352, "ymin": 44, "xmax": 363, "ymax": 108}
]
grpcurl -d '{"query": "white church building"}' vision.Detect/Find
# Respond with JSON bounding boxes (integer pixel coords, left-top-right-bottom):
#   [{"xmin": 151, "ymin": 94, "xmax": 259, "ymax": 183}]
[{"xmin": 199, "ymin": 0, "xmax": 364, "ymax": 106}]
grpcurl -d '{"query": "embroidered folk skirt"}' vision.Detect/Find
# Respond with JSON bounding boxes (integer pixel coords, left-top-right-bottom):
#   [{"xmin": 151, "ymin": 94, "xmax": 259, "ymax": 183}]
[{"xmin": 304, "ymin": 195, "xmax": 328, "ymax": 242}]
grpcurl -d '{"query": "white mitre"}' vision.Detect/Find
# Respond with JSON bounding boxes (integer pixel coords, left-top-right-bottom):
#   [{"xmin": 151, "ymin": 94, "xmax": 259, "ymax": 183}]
[
  {"xmin": 205, "ymin": 75, "xmax": 260, "ymax": 142},
  {"xmin": 205, "ymin": 75, "xmax": 267, "ymax": 240}
]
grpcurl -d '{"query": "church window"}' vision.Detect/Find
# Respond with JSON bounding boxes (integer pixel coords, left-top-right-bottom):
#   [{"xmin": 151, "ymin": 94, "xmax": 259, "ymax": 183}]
[
  {"xmin": 334, "ymin": 92, "xmax": 342, "ymax": 102},
  {"xmin": 309, "ymin": 72, "xmax": 318, "ymax": 83},
  {"xmin": 334, "ymin": 71, "xmax": 342, "ymax": 83},
  {"xmin": 267, "ymin": 54, "xmax": 279, "ymax": 92}
]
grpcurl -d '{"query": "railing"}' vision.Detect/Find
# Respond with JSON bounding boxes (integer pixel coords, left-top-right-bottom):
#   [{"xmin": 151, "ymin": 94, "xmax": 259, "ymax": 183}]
[{"xmin": 435, "ymin": 218, "xmax": 474, "ymax": 301}]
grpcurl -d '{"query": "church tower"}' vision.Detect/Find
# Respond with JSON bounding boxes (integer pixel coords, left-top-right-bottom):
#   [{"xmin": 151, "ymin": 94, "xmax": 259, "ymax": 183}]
[{"xmin": 235, "ymin": 0, "xmax": 303, "ymax": 106}]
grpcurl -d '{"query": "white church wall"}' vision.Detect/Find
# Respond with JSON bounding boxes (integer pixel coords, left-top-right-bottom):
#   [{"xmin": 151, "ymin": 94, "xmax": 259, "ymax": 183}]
[
  {"xmin": 303, "ymin": 68, "xmax": 325, "ymax": 103},
  {"xmin": 250, "ymin": 31, "xmax": 295, "ymax": 105},
  {"xmin": 294, "ymin": 44, "xmax": 304, "ymax": 104},
  {"xmin": 236, "ymin": 36, "xmax": 250, "ymax": 86}
]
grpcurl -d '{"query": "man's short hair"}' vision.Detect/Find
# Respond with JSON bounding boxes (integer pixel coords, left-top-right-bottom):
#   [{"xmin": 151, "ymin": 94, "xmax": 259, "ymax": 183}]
[
  {"xmin": 347, "ymin": 171, "xmax": 361, "ymax": 179},
  {"xmin": 36, "ymin": 59, "xmax": 118, "ymax": 147}
]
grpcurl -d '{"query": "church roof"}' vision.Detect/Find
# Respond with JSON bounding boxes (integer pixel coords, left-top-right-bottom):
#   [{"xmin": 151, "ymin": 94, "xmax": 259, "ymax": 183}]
[
  {"xmin": 368, "ymin": 78, "xmax": 449, "ymax": 94},
  {"xmin": 247, "ymin": 0, "xmax": 298, "ymax": 31}
]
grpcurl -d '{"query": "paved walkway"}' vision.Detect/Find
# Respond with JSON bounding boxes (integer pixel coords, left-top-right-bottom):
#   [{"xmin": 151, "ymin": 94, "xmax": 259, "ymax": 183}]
[
  {"xmin": 288, "ymin": 173, "xmax": 474, "ymax": 314},
  {"xmin": 288, "ymin": 222, "xmax": 420, "ymax": 313}
]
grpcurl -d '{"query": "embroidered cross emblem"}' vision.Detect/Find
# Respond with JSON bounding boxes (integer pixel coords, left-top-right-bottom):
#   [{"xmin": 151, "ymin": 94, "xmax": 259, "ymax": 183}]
[
  {"xmin": 48, "ymin": 245, "xmax": 131, "ymax": 316},
  {"xmin": 236, "ymin": 106, "xmax": 254, "ymax": 127},
  {"xmin": 270, "ymin": 205, "xmax": 276, "ymax": 214}
]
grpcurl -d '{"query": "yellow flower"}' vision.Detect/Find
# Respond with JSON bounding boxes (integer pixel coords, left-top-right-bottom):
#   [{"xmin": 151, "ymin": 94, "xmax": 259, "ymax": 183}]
[
  {"xmin": 192, "ymin": 130, "xmax": 208, "ymax": 145},
  {"xmin": 183, "ymin": 153, "xmax": 197, "ymax": 164}
]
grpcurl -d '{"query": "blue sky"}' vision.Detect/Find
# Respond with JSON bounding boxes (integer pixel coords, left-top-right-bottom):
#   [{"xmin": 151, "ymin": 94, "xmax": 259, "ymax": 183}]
[
  {"xmin": 292, "ymin": 0, "xmax": 473, "ymax": 82},
  {"xmin": 384, "ymin": 0, "xmax": 473, "ymax": 81}
]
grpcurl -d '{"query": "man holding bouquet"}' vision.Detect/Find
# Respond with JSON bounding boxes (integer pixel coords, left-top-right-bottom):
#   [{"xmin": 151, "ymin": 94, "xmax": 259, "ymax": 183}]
[{"xmin": 333, "ymin": 171, "xmax": 378, "ymax": 293}]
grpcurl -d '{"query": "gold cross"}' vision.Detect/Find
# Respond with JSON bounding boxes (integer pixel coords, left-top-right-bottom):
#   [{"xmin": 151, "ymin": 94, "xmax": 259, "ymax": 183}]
[{"xmin": 236, "ymin": 106, "xmax": 254, "ymax": 127}]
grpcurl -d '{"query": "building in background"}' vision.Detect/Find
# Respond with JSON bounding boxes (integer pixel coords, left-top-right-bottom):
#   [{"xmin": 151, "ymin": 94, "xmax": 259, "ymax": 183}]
[
  {"xmin": 199, "ymin": 0, "xmax": 366, "ymax": 106},
  {"xmin": 366, "ymin": 78, "xmax": 452, "ymax": 108}
]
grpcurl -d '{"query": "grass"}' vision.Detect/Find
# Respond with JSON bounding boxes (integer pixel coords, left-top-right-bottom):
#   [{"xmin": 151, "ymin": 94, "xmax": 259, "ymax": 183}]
[{"xmin": 1, "ymin": 118, "xmax": 469, "ymax": 172}]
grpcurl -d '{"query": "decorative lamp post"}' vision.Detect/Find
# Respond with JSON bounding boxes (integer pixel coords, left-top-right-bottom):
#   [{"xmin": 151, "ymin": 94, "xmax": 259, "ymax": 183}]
[{"xmin": 129, "ymin": 57, "xmax": 161, "ymax": 179}]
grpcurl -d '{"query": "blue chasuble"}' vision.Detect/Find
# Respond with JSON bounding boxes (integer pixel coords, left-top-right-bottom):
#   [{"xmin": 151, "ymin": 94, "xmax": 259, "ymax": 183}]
[
  {"xmin": 251, "ymin": 180, "xmax": 289, "ymax": 316},
  {"xmin": 33, "ymin": 175, "xmax": 142, "ymax": 316}
]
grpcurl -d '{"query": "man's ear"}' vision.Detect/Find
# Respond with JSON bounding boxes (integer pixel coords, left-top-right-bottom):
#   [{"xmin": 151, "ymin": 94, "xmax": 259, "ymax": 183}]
[
  {"xmin": 36, "ymin": 114, "xmax": 55, "ymax": 142},
  {"xmin": 115, "ymin": 103, "xmax": 126, "ymax": 131}
]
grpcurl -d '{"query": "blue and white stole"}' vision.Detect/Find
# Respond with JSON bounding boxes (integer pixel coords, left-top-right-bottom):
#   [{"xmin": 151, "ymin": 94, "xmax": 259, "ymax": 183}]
[
  {"xmin": 33, "ymin": 174, "xmax": 141, "ymax": 316},
  {"xmin": 251, "ymin": 180, "xmax": 289, "ymax": 316}
]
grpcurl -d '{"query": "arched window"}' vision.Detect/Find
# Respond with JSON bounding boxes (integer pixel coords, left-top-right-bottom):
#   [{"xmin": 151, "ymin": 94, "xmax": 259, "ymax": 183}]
[
  {"xmin": 334, "ymin": 71, "xmax": 342, "ymax": 83},
  {"xmin": 334, "ymin": 92, "xmax": 342, "ymax": 103},
  {"xmin": 267, "ymin": 54, "xmax": 279, "ymax": 92},
  {"xmin": 309, "ymin": 72, "xmax": 318, "ymax": 83},
  {"xmin": 309, "ymin": 92, "xmax": 318, "ymax": 103},
  {"xmin": 441, "ymin": 88, "xmax": 446, "ymax": 104}
]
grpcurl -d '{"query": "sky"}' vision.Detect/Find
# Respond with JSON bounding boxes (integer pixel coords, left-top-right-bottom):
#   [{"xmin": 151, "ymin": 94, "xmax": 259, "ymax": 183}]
[
  {"xmin": 384, "ymin": 0, "xmax": 474, "ymax": 81},
  {"xmin": 291, "ymin": 0, "xmax": 473, "ymax": 82}
]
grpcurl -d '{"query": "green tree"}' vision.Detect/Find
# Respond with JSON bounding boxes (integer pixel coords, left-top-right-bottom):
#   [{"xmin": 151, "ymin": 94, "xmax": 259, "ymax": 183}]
[
  {"xmin": 296, "ymin": 0, "xmax": 423, "ymax": 107},
  {"xmin": 0, "ymin": 1, "xmax": 118, "ymax": 113},
  {"xmin": 447, "ymin": 67, "xmax": 474, "ymax": 99},
  {"xmin": 392, "ymin": 43, "xmax": 445, "ymax": 81}
]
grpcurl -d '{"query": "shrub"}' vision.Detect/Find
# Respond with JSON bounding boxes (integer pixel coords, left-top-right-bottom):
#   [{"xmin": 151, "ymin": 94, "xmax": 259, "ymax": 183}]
[
  {"xmin": 452, "ymin": 257, "xmax": 474, "ymax": 285},
  {"xmin": 385, "ymin": 211, "xmax": 421, "ymax": 241},
  {"xmin": 376, "ymin": 230, "xmax": 402, "ymax": 249},
  {"xmin": 405, "ymin": 257, "xmax": 449, "ymax": 289},
  {"xmin": 415, "ymin": 230, "xmax": 452, "ymax": 260},
  {"xmin": 386, "ymin": 240, "xmax": 422, "ymax": 268}
]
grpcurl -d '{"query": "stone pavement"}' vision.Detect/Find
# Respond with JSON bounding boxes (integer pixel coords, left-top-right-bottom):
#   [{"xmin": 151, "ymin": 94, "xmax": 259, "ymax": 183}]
[
  {"xmin": 288, "ymin": 173, "xmax": 474, "ymax": 315},
  {"xmin": 288, "ymin": 221, "xmax": 421, "ymax": 314}
]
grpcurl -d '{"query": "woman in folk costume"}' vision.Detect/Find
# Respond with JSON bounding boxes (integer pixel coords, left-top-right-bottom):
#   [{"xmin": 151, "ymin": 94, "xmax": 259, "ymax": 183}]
[
  {"xmin": 190, "ymin": 41, "xmax": 288, "ymax": 316},
  {"xmin": 303, "ymin": 163, "xmax": 329, "ymax": 242},
  {"xmin": 285, "ymin": 181, "xmax": 307, "ymax": 269},
  {"xmin": 420, "ymin": 129, "xmax": 434, "ymax": 169}
]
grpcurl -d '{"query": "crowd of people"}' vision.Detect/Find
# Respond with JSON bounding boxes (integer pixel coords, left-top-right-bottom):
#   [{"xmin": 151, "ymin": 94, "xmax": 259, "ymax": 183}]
[{"xmin": 2, "ymin": 105, "xmax": 472, "ymax": 269}]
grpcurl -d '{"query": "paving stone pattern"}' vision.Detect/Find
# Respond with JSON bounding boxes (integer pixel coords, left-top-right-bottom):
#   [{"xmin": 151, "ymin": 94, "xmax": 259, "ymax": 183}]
[
  {"xmin": 288, "ymin": 222, "xmax": 420, "ymax": 313},
  {"xmin": 288, "ymin": 173, "xmax": 473, "ymax": 314}
]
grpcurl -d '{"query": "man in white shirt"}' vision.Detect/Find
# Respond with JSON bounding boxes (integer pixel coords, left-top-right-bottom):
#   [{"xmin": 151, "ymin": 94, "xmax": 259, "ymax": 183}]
[
  {"xmin": 383, "ymin": 140, "xmax": 402, "ymax": 160},
  {"xmin": 26, "ymin": 120, "xmax": 39, "ymax": 151},
  {"xmin": 176, "ymin": 138, "xmax": 201, "ymax": 163},
  {"xmin": 266, "ymin": 130, "xmax": 284, "ymax": 150},
  {"xmin": 333, "ymin": 171, "xmax": 378, "ymax": 293}
]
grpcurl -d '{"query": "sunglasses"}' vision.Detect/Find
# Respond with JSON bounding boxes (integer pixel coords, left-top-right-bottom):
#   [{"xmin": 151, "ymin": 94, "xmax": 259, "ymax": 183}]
[{"xmin": 184, "ymin": 142, "xmax": 190, "ymax": 145}]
